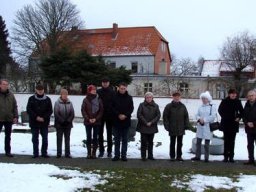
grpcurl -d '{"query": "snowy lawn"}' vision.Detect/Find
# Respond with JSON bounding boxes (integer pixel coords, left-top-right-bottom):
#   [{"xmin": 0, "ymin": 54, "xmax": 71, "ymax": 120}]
[
  {"xmin": 0, "ymin": 163, "xmax": 107, "ymax": 192},
  {"xmin": 4, "ymin": 123, "xmax": 251, "ymax": 161}
]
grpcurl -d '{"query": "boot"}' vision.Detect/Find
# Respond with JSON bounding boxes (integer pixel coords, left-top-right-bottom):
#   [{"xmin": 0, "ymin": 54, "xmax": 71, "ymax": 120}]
[
  {"xmin": 86, "ymin": 145, "xmax": 92, "ymax": 159},
  {"xmin": 92, "ymin": 146, "xmax": 97, "ymax": 159}
]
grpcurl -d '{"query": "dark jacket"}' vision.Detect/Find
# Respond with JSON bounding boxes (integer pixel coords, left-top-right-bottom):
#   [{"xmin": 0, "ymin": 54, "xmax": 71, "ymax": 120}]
[
  {"xmin": 81, "ymin": 94, "xmax": 103, "ymax": 126},
  {"xmin": 218, "ymin": 97, "xmax": 244, "ymax": 133},
  {"xmin": 112, "ymin": 91, "xmax": 134, "ymax": 128},
  {"xmin": 137, "ymin": 100, "xmax": 160, "ymax": 134},
  {"xmin": 0, "ymin": 89, "xmax": 18, "ymax": 122},
  {"xmin": 163, "ymin": 101, "xmax": 189, "ymax": 136},
  {"xmin": 97, "ymin": 87, "xmax": 115, "ymax": 119},
  {"xmin": 243, "ymin": 101, "xmax": 256, "ymax": 134},
  {"xmin": 26, "ymin": 94, "xmax": 53, "ymax": 128},
  {"xmin": 54, "ymin": 98, "xmax": 75, "ymax": 129}
]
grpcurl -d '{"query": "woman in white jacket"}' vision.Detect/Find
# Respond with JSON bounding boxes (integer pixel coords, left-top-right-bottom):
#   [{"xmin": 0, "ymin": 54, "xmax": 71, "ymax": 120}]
[{"xmin": 191, "ymin": 91, "xmax": 217, "ymax": 162}]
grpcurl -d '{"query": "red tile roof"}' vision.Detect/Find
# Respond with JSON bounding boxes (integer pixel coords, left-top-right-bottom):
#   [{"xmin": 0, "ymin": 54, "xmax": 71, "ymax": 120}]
[{"xmin": 69, "ymin": 24, "xmax": 170, "ymax": 57}]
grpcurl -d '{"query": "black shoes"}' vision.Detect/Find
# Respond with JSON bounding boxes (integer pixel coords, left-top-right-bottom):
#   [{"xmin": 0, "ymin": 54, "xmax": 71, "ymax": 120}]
[
  {"xmin": 5, "ymin": 153, "xmax": 14, "ymax": 158},
  {"xmin": 176, "ymin": 157, "xmax": 184, "ymax": 162},
  {"xmin": 191, "ymin": 157, "xmax": 200, "ymax": 161},
  {"xmin": 112, "ymin": 156, "xmax": 120, "ymax": 161},
  {"xmin": 32, "ymin": 155, "xmax": 39, "ymax": 158},
  {"xmin": 121, "ymin": 156, "xmax": 127, "ymax": 161},
  {"xmin": 42, "ymin": 154, "xmax": 50, "ymax": 158},
  {"xmin": 142, "ymin": 157, "xmax": 147, "ymax": 161},
  {"xmin": 107, "ymin": 153, "xmax": 112, "ymax": 158},
  {"xmin": 148, "ymin": 157, "xmax": 155, "ymax": 161},
  {"xmin": 98, "ymin": 152, "xmax": 104, "ymax": 158}
]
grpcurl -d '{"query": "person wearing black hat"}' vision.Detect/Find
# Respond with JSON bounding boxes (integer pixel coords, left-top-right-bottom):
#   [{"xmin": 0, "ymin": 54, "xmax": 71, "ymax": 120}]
[
  {"xmin": 218, "ymin": 88, "xmax": 244, "ymax": 163},
  {"xmin": 26, "ymin": 84, "xmax": 53, "ymax": 158},
  {"xmin": 97, "ymin": 77, "xmax": 115, "ymax": 158}
]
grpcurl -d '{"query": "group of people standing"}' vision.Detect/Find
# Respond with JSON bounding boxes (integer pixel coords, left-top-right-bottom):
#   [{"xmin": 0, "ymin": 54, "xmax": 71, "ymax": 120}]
[{"xmin": 0, "ymin": 78, "xmax": 256, "ymax": 165}]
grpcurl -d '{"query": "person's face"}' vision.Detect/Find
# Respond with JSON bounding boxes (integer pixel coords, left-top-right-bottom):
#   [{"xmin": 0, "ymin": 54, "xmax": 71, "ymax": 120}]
[
  {"xmin": 61, "ymin": 93, "xmax": 68, "ymax": 100},
  {"xmin": 0, "ymin": 80, "xmax": 9, "ymax": 92},
  {"xmin": 119, "ymin": 85, "xmax": 127, "ymax": 94},
  {"xmin": 173, "ymin": 95, "xmax": 181, "ymax": 102},
  {"xmin": 90, "ymin": 89, "xmax": 97, "ymax": 95},
  {"xmin": 145, "ymin": 95, "xmax": 153, "ymax": 103},
  {"xmin": 102, "ymin": 81, "xmax": 110, "ymax": 88},
  {"xmin": 36, "ymin": 89, "xmax": 44, "ymax": 95},
  {"xmin": 202, "ymin": 97, "xmax": 209, "ymax": 104},
  {"xmin": 229, "ymin": 93, "xmax": 237, "ymax": 100},
  {"xmin": 247, "ymin": 92, "xmax": 256, "ymax": 102}
]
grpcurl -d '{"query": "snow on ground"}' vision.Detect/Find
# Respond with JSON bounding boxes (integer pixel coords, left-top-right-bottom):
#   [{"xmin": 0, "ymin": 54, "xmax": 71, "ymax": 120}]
[
  {"xmin": 2, "ymin": 123, "xmax": 252, "ymax": 161},
  {"xmin": 0, "ymin": 163, "xmax": 107, "ymax": 192},
  {"xmin": 171, "ymin": 174, "xmax": 256, "ymax": 192}
]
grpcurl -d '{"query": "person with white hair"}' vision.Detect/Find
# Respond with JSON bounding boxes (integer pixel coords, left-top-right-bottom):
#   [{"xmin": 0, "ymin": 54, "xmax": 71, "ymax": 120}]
[
  {"xmin": 137, "ymin": 92, "xmax": 161, "ymax": 161},
  {"xmin": 243, "ymin": 89, "xmax": 256, "ymax": 165},
  {"xmin": 191, "ymin": 91, "xmax": 217, "ymax": 162}
]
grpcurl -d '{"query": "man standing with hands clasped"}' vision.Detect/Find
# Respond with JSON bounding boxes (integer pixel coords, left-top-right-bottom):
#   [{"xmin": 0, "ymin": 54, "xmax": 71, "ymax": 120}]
[
  {"xmin": 0, "ymin": 79, "xmax": 18, "ymax": 157},
  {"xmin": 27, "ymin": 84, "xmax": 53, "ymax": 158}
]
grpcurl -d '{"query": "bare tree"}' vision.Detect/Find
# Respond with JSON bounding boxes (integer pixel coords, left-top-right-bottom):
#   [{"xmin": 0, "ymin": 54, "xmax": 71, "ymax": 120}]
[
  {"xmin": 12, "ymin": 0, "xmax": 83, "ymax": 63},
  {"xmin": 220, "ymin": 31, "xmax": 256, "ymax": 94},
  {"xmin": 171, "ymin": 56, "xmax": 199, "ymax": 76}
]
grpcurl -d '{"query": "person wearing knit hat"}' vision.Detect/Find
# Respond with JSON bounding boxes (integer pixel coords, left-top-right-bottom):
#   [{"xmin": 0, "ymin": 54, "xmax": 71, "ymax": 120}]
[
  {"xmin": 82, "ymin": 85, "xmax": 103, "ymax": 159},
  {"xmin": 191, "ymin": 91, "xmax": 216, "ymax": 162},
  {"xmin": 218, "ymin": 88, "xmax": 243, "ymax": 163}
]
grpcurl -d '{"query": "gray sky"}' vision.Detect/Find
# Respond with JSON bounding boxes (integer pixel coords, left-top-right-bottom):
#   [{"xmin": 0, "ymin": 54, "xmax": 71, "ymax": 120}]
[{"xmin": 1, "ymin": 0, "xmax": 256, "ymax": 61}]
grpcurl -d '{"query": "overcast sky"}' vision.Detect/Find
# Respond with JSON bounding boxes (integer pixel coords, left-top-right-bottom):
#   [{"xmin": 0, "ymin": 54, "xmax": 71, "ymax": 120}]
[{"xmin": 1, "ymin": 0, "xmax": 256, "ymax": 61}]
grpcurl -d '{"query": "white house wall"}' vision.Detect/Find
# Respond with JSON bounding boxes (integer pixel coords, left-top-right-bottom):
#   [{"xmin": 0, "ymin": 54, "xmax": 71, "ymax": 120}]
[{"xmin": 103, "ymin": 55, "xmax": 155, "ymax": 74}]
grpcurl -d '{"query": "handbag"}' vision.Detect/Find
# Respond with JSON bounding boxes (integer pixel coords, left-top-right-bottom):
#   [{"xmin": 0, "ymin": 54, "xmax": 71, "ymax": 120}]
[{"xmin": 209, "ymin": 104, "xmax": 220, "ymax": 132}]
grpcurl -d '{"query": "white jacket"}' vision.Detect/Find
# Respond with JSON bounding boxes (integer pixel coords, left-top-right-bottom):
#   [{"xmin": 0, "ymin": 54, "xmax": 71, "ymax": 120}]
[{"xmin": 195, "ymin": 103, "xmax": 217, "ymax": 140}]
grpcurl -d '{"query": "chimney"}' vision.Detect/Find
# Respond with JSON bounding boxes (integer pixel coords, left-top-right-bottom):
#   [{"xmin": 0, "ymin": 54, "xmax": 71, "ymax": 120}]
[{"xmin": 112, "ymin": 23, "xmax": 118, "ymax": 39}]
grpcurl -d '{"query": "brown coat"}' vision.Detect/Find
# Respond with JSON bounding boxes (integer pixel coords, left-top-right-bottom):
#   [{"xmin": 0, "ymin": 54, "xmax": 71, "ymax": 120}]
[{"xmin": 81, "ymin": 94, "xmax": 103, "ymax": 126}]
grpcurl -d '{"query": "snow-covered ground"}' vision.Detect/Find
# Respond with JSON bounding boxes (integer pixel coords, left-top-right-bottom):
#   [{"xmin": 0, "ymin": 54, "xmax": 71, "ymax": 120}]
[
  {"xmin": 171, "ymin": 174, "xmax": 256, "ymax": 192},
  {"xmin": 3, "ymin": 123, "xmax": 252, "ymax": 161},
  {"xmin": 0, "ymin": 163, "xmax": 107, "ymax": 192}
]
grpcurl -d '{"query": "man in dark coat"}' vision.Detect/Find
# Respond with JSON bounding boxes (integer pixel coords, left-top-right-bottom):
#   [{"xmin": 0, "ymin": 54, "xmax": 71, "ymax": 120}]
[
  {"xmin": 0, "ymin": 79, "xmax": 18, "ymax": 157},
  {"xmin": 243, "ymin": 90, "xmax": 256, "ymax": 165},
  {"xmin": 218, "ymin": 89, "xmax": 244, "ymax": 163},
  {"xmin": 112, "ymin": 82, "xmax": 134, "ymax": 161},
  {"xmin": 26, "ymin": 84, "xmax": 53, "ymax": 158},
  {"xmin": 97, "ymin": 77, "xmax": 115, "ymax": 158},
  {"xmin": 163, "ymin": 91, "xmax": 189, "ymax": 161}
]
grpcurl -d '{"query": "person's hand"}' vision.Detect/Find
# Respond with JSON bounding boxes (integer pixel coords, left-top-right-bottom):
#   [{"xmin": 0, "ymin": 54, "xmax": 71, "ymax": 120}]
[
  {"xmin": 36, "ymin": 116, "xmax": 44, "ymax": 122},
  {"xmin": 235, "ymin": 118, "xmax": 240, "ymax": 122},
  {"xmin": 89, "ymin": 119, "xmax": 96, "ymax": 124},
  {"xmin": 247, "ymin": 122, "xmax": 254, "ymax": 128},
  {"xmin": 147, "ymin": 122, "xmax": 152, "ymax": 127},
  {"xmin": 13, "ymin": 118, "xmax": 18, "ymax": 124},
  {"xmin": 199, "ymin": 118, "xmax": 204, "ymax": 124},
  {"xmin": 118, "ymin": 114, "xmax": 126, "ymax": 120}
]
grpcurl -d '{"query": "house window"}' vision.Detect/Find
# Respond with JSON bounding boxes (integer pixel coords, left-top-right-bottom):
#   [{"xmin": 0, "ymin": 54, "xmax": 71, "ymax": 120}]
[
  {"xmin": 159, "ymin": 60, "xmax": 166, "ymax": 74},
  {"xmin": 179, "ymin": 82, "xmax": 189, "ymax": 94},
  {"xmin": 109, "ymin": 62, "xmax": 116, "ymax": 68},
  {"xmin": 131, "ymin": 62, "xmax": 138, "ymax": 73},
  {"xmin": 216, "ymin": 83, "xmax": 226, "ymax": 99},
  {"xmin": 144, "ymin": 83, "xmax": 153, "ymax": 94},
  {"xmin": 161, "ymin": 42, "xmax": 166, "ymax": 52}
]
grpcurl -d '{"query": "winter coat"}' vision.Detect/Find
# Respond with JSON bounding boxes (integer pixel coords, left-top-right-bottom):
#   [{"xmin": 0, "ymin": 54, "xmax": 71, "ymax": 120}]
[
  {"xmin": 54, "ymin": 98, "xmax": 75, "ymax": 129},
  {"xmin": 97, "ymin": 87, "xmax": 115, "ymax": 119},
  {"xmin": 81, "ymin": 94, "xmax": 103, "ymax": 126},
  {"xmin": 0, "ymin": 89, "xmax": 18, "ymax": 122},
  {"xmin": 243, "ymin": 101, "xmax": 256, "ymax": 134},
  {"xmin": 112, "ymin": 91, "xmax": 134, "ymax": 128},
  {"xmin": 195, "ymin": 103, "xmax": 217, "ymax": 140},
  {"xmin": 26, "ymin": 94, "xmax": 53, "ymax": 128},
  {"xmin": 137, "ymin": 100, "xmax": 161, "ymax": 134},
  {"xmin": 218, "ymin": 97, "xmax": 244, "ymax": 133},
  {"xmin": 163, "ymin": 101, "xmax": 189, "ymax": 136}
]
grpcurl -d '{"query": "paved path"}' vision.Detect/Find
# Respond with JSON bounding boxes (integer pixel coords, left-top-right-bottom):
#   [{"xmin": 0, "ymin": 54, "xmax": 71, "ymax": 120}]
[{"xmin": 0, "ymin": 155, "xmax": 255, "ymax": 172}]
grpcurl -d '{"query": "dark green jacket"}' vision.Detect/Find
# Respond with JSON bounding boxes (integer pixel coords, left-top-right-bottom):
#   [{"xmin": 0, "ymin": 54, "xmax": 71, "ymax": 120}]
[
  {"xmin": 137, "ymin": 100, "xmax": 161, "ymax": 134},
  {"xmin": 163, "ymin": 101, "xmax": 189, "ymax": 136},
  {"xmin": 0, "ymin": 89, "xmax": 18, "ymax": 122}
]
